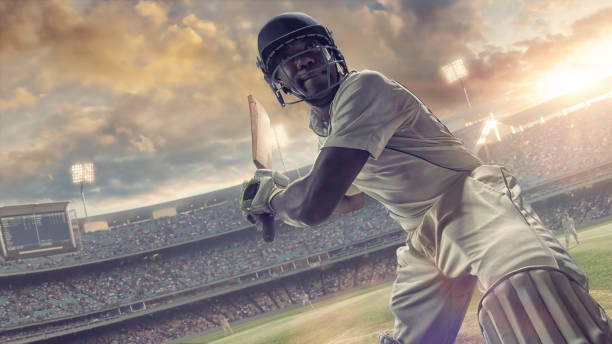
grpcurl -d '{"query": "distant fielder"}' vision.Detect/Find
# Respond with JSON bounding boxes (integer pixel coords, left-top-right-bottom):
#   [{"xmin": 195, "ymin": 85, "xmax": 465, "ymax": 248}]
[
  {"xmin": 219, "ymin": 315, "xmax": 233, "ymax": 336},
  {"xmin": 562, "ymin": 213, "xmax": 581, "ymax": 248},
  {"xmin": 301, "ymin": 292, "xmax": 314, "ymax": 309},
  {"xmin": 241, "ymin": 12, "xmax": 612, "ymax": 343}
]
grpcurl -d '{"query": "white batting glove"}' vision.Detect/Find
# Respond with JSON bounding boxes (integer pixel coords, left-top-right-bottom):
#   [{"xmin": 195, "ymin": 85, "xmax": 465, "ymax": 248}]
[{"xmin": 240, "ymin": 169, "xmax": 289, "ymax": 215}]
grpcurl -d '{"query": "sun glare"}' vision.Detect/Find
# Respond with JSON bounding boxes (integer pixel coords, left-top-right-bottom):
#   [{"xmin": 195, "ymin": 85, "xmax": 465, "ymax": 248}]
[
  {"xmin": 533, "ymin": 35, "xmax": 612, "ymax": 102},
  {"xmin": 536, "ymin": 71, "xmax": 593, "ymax": 101}
]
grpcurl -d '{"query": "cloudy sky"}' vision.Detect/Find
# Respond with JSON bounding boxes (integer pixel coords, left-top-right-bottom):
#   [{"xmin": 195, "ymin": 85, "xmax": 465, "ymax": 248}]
[{"xmin": 1, "ymin": 0, "xmax": 612, "ymax": 217}]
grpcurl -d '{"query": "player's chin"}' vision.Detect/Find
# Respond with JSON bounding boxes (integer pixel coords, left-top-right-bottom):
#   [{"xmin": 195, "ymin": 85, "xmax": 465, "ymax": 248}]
[
  {"xmin": 304, "ymin": 80, "xmax": 331, "ymax": 99},
  {"xmin": 308, "ymin": 87, "xmax": 334, "ymax": 102}
]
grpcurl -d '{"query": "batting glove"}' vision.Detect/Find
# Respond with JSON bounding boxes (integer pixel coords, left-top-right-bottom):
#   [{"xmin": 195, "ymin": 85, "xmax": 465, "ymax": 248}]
[{"xmin": 240, "ymin": 169, "xmax": 289, "ymax": 216}]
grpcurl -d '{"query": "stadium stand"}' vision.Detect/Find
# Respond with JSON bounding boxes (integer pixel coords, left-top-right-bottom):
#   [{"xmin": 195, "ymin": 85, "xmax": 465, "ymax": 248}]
[
  {"xmin": 532, "ymin": 180, "xmax": 612, "ymax": 231},
  {"xmin": 0, "ymin": 196, "xmax": 405, "ymax": 341},
  {"xmin": 481, "ymin": 97, "xmax": 612, "ymax": 186},
  {"xmin": 1, "ymin": 97, "xmax": 612, "ymax": 344}
]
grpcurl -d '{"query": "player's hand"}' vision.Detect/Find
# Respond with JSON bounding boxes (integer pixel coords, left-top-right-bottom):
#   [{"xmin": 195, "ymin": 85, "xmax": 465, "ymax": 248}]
[{"xmin": 240, "ymin": 169, "xmax": 289, "ymax": 216}]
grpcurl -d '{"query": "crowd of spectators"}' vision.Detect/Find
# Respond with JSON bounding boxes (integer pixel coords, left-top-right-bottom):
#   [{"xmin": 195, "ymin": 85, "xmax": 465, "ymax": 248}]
[
  {"xmin": 61, "ymin": 249, "xmax": 398, "ymax": 344},
  {"xmin": 1, "ymin": 98, "xmax": 611, "ymax": 343},
  {"xmin": 0, "ymin": 247, "xmax": 398, "ymax": 344},
  {"xmin": 0, "ymin": 194, "xmax": 400, "ymax": 274},
  {"xmin": 532, "ymin": 183, "xmax": 612, "ymax": 231},
  {"xmin": 3, "ymin": 98, "xmax": 610, "ymax": 274},
  {"xmin": 482, "ymin": 99, "xmax": 612, "ymax": 186},
  {"xmin": 0, "ymin": 197, "xmax": 403, "ymax": 330},
  {"xmin": 0, "ymin": 201, "xmax": 246, "ymax": 273}
]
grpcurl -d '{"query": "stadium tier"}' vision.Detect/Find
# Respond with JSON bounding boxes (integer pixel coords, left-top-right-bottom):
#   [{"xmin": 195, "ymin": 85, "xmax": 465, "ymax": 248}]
[
  {"xmin": 60, "ymin": 249, "xmax": 399, "ymax": 344},
  {"xmin": 531, "ymin": 180, "xmax": 612, "ymax": 231},
  {"xmin": 3, "ymin": 98, "xmax": 611, "ymax": 274},
  {"xmin": 1, "ymin": 98, "xmax": 612, "ymax": 343},
  {"xmin": 477, "ymin": 97, "xmax": 612, "ymax": 186},
  {"xmin": 0, "ymin": 195, "xmax": 406, "ymax": 342}
]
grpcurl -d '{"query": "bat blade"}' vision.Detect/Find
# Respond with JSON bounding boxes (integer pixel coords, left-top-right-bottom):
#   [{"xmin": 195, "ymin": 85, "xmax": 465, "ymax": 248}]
[
  {"xmin": 248, "ymin": 95, "xmax": 275, "ymax": 170},
  {"xmin": 247, "ymin": 95, "xmax": 276, "ymax": 242}
]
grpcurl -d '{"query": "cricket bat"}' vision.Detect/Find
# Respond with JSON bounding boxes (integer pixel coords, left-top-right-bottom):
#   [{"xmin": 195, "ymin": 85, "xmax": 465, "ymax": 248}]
[{"xmin": 248, "ymin": 95, "xmax": 276, "ymax": 242}]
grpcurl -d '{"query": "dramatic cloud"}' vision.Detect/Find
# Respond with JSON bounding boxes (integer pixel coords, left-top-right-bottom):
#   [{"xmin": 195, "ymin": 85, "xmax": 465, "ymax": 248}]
[
  {"xmin": 1, "ymin": 0, "xmax": 610, "ymax": 216},
  {"xmin": 0, "ymin": 87, "xmax": 39, "ymax": 110}
]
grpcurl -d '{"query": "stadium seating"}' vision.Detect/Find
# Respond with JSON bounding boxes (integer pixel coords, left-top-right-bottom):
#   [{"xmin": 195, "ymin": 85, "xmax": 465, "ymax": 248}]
[
  {"xmin": 3, "ymin": 98, "xmax": 609, "ymax": 274},
  {"xmin": 482, "ymin": 99, "xmax": 612, "ymax": 186},
  {"xmin": 0, "ymin": 197, "xmax": 403, "ymax": 329},
  {"xmin": 1, "ymin": 98, "xmax": 612, "ymax": 343}
]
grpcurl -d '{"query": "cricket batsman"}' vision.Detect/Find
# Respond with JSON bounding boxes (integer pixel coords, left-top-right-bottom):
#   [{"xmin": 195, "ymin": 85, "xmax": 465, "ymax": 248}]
[
  {"xmin": 240, "ymin": 12, "xmax": 612, "ymax": 343},
  {"xmin": 563, "ymin": 213, "xmax": 581, "ymax": 249}
]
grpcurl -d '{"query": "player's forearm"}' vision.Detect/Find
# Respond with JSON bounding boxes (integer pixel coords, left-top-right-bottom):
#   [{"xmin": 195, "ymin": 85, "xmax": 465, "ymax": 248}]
[
  {"xmin": 270, "ymin": 175, "xmax": 341, "ymax": 227},
  {"xmin": 270, "ymin": 146, "xmax": 369, "ymax": 227}
]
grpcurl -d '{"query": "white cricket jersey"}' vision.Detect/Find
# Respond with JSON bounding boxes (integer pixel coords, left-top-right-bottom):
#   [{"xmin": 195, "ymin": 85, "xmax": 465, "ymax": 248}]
[{"xmin": 312, "ymin": 70, "xmax": 482, "ymax": 231}]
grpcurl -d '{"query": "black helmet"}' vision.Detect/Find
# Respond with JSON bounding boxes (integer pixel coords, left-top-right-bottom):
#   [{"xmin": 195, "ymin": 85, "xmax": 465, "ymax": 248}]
[{"xmin": 256, "ymin": 12, "xmax": 348, "ymax": 107}]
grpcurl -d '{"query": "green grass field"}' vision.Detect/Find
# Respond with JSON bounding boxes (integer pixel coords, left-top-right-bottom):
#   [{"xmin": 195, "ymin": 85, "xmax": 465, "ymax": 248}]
[{"xmin": 179, "ymin": 222, "xmax": 612, "ymax": 344}]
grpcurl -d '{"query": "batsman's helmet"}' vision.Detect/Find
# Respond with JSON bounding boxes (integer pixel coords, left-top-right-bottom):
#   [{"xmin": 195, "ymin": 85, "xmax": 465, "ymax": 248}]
[{"xmin": 256, "ymin": 12, "xmax": 349, "ymax": 107}]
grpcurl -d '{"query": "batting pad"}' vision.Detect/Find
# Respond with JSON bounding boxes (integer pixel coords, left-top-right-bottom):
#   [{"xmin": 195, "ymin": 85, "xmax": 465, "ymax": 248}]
[{"xmin": 478, "ymin": 267, "xmax": 612, "ymax": 344}]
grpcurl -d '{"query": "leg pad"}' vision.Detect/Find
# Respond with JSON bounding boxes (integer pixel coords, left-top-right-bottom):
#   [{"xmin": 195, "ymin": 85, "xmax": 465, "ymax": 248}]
[{"xmin": 478, "ymin": 267, "xmax": 612, "ymax": 343}]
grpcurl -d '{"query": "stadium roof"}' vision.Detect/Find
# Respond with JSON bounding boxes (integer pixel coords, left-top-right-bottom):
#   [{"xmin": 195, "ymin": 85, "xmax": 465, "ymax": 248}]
[
  {"xmin": 75, "ymin": 165, "xmax": 312, "ymax": 226},
  {"xmin": 0, "ymin": 201, "xmax": 70, "ymax": 218},
  {"xmin": 442, "ymin": 101, "xmax": 501, "ymax": 132}
]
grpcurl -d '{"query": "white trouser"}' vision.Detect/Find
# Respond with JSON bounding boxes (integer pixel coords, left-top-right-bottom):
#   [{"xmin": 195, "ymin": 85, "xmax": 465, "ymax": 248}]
[{"xmin": 390, "ymin": 165, "xmax": 588, "ymax": 343}]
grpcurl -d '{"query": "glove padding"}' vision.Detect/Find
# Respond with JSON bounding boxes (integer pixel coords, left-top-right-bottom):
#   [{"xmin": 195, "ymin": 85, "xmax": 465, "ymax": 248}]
[{"xmin": 240, "ymin": 169, "xmax": 289, "ymax": 216}]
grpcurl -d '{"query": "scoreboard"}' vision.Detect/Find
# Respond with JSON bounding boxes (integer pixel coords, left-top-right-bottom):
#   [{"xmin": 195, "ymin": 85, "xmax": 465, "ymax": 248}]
[
  {"xmin": 0, "ymin": 202, "xmax": 76, "ymax": 259},
  {"xmin": 1, "ymin": 212, "xmax": 71, "ymax": 251}
]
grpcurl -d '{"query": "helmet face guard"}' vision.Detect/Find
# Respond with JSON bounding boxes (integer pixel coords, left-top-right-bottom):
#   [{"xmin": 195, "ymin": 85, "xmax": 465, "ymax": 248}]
[
  {"xmin": 257, "ymin": 13, "xmax": 348, "ymax": 107},
  {"xmin": 258, "ymin": 36, "xmax": 347, "ymax": 106}
]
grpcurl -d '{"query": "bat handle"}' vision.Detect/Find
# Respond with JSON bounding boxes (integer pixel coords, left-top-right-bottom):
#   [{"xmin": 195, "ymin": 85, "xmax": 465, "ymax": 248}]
[{"xmin": 258, "ymin": 213, "xmax": 275, "ymax": 242}]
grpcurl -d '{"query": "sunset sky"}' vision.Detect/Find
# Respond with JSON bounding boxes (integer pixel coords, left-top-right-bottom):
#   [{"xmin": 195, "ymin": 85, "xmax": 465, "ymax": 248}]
[{"xmin": 1, "ymin": 0, "xmax": 612, "ymax": 217}]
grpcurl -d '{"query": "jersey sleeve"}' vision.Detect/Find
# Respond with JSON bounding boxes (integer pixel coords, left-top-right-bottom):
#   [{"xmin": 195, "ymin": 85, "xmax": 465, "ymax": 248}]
[
  {"xmin": 345, "ymin": 184, "xmax": 361, "ymax": 196},
  {"xmin": 322, "ymin": 70, "xmax": 417, "ymax": 159}
]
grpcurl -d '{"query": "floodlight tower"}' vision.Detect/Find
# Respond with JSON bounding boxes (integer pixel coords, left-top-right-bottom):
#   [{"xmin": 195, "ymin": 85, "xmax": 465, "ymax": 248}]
[
  {"xmin": 71, "ymin": 163, "xmax": 95, "ymax": 217},
  {"xmin": 442, "ymin": 58, "xmax": 472, "ymax": 109}
]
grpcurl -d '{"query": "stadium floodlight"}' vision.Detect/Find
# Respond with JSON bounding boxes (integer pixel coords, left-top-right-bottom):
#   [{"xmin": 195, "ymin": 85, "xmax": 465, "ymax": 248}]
[
  {"xmin": 442, "ymin": 58, "xmax": 472, "ymax": 108},
  {"xmin": 475, "ymin": 113, "xmax": 501, "ymax": 162},
  {"xmin": 480, "ymin": 117, "xmax": 501, "ymax": 142},
  {"xmin": 71, "ymin": 162, "xmax": 95, "ymax": 217}
]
